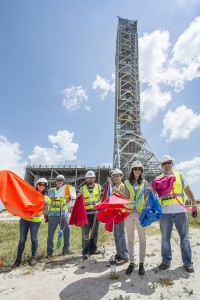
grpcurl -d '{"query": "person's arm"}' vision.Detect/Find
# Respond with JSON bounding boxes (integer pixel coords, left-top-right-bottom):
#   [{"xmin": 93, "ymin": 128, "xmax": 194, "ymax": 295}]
[{"xmin": 184, "ymin": 186, "xmax": 198, "ymax": 209}]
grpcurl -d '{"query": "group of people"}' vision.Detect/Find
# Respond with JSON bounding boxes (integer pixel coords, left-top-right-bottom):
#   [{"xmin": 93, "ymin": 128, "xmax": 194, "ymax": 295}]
[{"xmin": 12, "ymin": 154, "xmax": 197, "ymax": 275}]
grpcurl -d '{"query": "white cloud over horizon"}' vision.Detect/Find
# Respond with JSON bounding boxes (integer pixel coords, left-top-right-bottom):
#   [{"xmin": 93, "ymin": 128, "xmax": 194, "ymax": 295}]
[
  {"xmin": 161, "ymin": 105, "xmax": 200, "ymax": 141},
  {"xmin": 175, "ymin": 156, "xmax": 200, "ymax": 185},
  {"xmin": 62, "ymin": 86, "xmax": 88, "ymax": 111},
  {"xmin": 92, "ymin": 75, "xmax": 115, "ymax": 99},
  {"xmin": 139, "ymin": 17, "xmax": 200, "ymax": 121},
  {"xmin": 28, "ymin": 130, "xmax": 79, "ymax": 164},
  {"xmin": 0, "ymin": 135, "xmax": 27, "ymax": 177}
]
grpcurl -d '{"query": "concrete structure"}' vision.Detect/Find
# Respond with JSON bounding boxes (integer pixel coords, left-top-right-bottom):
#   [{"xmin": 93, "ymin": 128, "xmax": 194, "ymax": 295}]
[{"xmin": 113, "ymin": 17, "xmax": 161, "ymax": 181}]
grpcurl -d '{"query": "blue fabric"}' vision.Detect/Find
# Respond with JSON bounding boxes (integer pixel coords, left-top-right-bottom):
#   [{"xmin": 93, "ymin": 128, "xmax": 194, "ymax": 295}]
[
  {"xmin": 139, "ymin": 190, "xmax": 162, "ymax": 227},
  {"xmin": 47, "ymin": 215, "xmax": 70, "ymax": 255},
  {"xmin": 17, "ymin": 218, "xmax": 41, "ymax": 258},
  {"xmin": 160, "ymin": 212, "xmax": 192, "ymax": 266},
  {"xmin": 113, "ymin": 221, "xmax": 128, "ymax": 259}
]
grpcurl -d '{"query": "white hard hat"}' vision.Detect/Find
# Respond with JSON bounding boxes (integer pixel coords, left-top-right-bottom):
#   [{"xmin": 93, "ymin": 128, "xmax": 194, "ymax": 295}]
[
  {"xmin": 85, "ymin": 170, "xmax": 96, "ymax": 178},
  {"xmin": 161, "ymin": 155, "xmax": 174, "ymax": 164},
  {"xmin": 36, "ymin": 178, "xmax": 48, "ymax": 186},
  {"xmin": 55, "ymin": 174, "xmax": 65, "ymax": 181},
  {"xmin": 130, "ymin": 160, "xmax": 144, "ymax": 171},
  {"xmin": 111, "ymin": 168, "xmax": 123, "ymax": 176}
]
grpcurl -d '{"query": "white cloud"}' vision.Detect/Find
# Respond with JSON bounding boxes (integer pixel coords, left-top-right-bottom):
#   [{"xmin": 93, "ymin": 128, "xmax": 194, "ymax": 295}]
[
  {"xmin": 161, "ymin": 105, "xmax": 200, "ymax": 141},
  {"xmin": 175, "ymin": 157, "xmax": 200, "ymax": 185},
  {"xmin": 84, "ymin": 105, "xmax": 91, "ymax": 112},
  {"xmin": 62, "ymin": 86, "xmax": 88, "ymax": 111},
  {"xmin": 139, "ymin": 17, "xmax": 200, "ymax": 120},
  {"xmin": 28, "ymin": 130, "xmax": 79, "ymax": 164},
  {"xmin": 0, "ymin": 135, "xmax": 27, "ymax": 177},
  {"xmin": 92, "ymin": 75, "xmax": 115, "ymax": 99}
]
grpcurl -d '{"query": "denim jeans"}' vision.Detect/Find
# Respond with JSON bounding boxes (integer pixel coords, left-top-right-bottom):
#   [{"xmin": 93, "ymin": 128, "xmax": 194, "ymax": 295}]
[
  {"xmin": 160, "ymin": 212, "xmax": 192, "ymax": 266},
  {"xmin": 17, "ymin": 218, "xmax": 41, "ymax": 259},
  {"xmin": 81, "ymin": 214, "xmax": 99, "ymax": 255},
  {"xmin": 47, "ymin": 215, "xmax": 71, "ymax": 254},
  {"xmin": 114, "ymin": 221, "xmax": 128, "ymax": 259}
]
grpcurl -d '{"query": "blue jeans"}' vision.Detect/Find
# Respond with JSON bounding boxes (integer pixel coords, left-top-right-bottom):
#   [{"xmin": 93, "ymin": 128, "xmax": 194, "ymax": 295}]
[
  {"xmin": 81, "ymin": 214, "xmax": 99, "ymax": 256},
  {"xmin": 160, "ymin": 213, "xmax": 192, "ymax": 266},
  {"xmin": 17, "ymin": 218, "xmax": 41, "ymax": 259},
  {"xmin": 47, "ymin": 215, "xmax": 71, "ymax": 254},
  {"xmin": 114, "ymin": 221, "xmax": 128, "ymax": 259}
]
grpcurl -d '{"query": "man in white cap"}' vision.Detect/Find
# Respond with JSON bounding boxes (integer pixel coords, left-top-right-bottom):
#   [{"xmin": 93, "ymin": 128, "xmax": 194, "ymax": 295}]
[
  {"xmin": 111, "ymin": 168, "xmax": 129, "ymax": 263},
  {"xmin": 78, "ymin": 170, "xmax": 102, "ymax": 259},
  {"xmin": 156, "ymin": 155, "xmax": 197, "ymax": 273},
  {"xmin": 47, "ymin": 174, "xmax": 73, "ymax": 257}
]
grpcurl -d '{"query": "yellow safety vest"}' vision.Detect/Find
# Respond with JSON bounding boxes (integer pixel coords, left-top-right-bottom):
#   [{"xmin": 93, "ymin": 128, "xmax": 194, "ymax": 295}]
[
  {"xmin": 24, "ymin": 211, "xmax": 43, "ymax": 222},
  {"xmin": 80, "ymin": 184, "xmax": 101, "ymax": 211},
  {"xmin": 124, "ymin": 180, "xmax": 146, "ymax": 213},
  {"xmin": 48, "ymin": 187, "xmax": 67, "ymax": 213},
  {"xmin": 157, "ymin": 171, "xmax": 185, "ymax": 206},
  {"xmin": 112, "ymin": 182, "xmax": 124, "ymax": 194}
]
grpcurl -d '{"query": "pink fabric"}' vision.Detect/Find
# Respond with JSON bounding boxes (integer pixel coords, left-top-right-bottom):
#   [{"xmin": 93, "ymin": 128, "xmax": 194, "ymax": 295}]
[{"xmin": 152, "ymin": 175, "xmax": 176, "ymax": 197}]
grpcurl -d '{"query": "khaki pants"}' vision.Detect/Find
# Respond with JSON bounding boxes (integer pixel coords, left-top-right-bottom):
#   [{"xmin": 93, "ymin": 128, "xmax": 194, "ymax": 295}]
[{"xmin": 125, "ymin": 210, "xmax": 146, "ymax": 263}]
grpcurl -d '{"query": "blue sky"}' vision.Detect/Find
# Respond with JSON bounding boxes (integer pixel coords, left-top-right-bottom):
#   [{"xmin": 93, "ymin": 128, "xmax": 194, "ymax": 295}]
[{"xmin": 1, "ymin": 0, "xmax": 200, "ymax": 210}]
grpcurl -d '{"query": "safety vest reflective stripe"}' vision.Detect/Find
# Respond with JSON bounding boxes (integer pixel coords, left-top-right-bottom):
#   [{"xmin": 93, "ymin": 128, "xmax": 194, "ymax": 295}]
[
  {"xmin": 124, "ymin": 180, "xmax": 146, "ymax": 213},
  {"xmin": 158, "ymin": 171, "xmax": 185, "ymax": 206},
  {"xmin": 81, "ymin": 184, "xmax": 101, "ymax": 210}
]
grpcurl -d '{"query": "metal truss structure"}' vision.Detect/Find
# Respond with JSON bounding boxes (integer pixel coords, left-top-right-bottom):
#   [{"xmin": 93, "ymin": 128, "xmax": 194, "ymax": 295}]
[{"xmin": 113, "ymin": 17, "xmax": 161, "ymax": 181}]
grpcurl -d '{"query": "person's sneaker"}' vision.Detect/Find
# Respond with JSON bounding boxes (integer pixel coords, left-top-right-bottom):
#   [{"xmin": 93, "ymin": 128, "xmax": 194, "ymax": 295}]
[
  {"xmin": 45, "ymin": 253, "xmax": 53, "ymax": 259},
  {"xmin": 29, "ymin": 257, "xmax": 37, "ymax": 267},
  {"xmin": 90, "ymin": 249, "xmax": 101, "ymax": 255},
  {"xmin": 12, "ymin": 258, "xmax": 21, "ymax": 269},
  {"xmin": 62, "ymin": 250, "xmax": 74, "ymax": 255},
  {"xmin": 125, "ymin": 263, "xmax": 135, "ymax": 275},
  {"xmin": 115, "ymin": 254, "xmax": 121, "ymax": 260},
  {"xmin": 184, "ymin": 265, "xmax": 194, "ymax": 273},
  {"xmin": 159, "ymin": 263, "xmax": 170, "ymax": 270},
  {"xmin": 82, "ymin": 254, "xmax": 89, "ymax": 260},
  {"xmin": 139, "ymin": 263, "xmax": 145, "ymax": 275}
]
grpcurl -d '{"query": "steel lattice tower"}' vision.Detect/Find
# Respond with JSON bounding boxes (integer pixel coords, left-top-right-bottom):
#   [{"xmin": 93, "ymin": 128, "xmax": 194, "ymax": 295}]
[{"xmin": 113, "ymin": 17, "xmax": 161, "ymax": 181}]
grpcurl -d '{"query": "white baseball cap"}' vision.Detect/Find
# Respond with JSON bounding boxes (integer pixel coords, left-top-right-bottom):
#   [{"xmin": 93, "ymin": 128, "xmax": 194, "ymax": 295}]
[
  {"xmin": 161, "ymin": 155, "xmax": 174, "ymax": 164},
  {"xmin": 55, "ymin": 174, "xmax": 65, "ymax": 181},
  {"xmin": 111, "ymin": 168, "xmax": 123, "ymax": 176}
]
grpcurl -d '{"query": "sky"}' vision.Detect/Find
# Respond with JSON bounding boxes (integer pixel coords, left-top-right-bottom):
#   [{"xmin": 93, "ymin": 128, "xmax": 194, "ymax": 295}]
[{"xmin": 0, "ymin": 0, "xmax": 200, "ymax": 210}]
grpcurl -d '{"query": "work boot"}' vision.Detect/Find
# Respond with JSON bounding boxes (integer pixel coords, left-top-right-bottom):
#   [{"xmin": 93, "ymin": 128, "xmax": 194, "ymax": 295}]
[
  {"xmin": 12, "ymin": 258, "xmax": 21, "ymax": 269},
  {"xmin": 29, "ymin": 257, "xmax": 37, "ymax": 267},
  {"xmin": 125, "ymin": 263, "xmax": 135, "ymax": 275},
  {"xmin": 139, "ymin": 263, "xmax": 145, "ymax": 275}
]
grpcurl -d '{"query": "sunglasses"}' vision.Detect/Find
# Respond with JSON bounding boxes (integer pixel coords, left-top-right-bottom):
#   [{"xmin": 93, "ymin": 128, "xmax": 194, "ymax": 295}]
[
  {"xmin": 162, "ymin": 161, "xmax": 172, "ymax": 166},
  {"xmin": 56, "ymin": 179, "xmax": 63, "ymax": 182},
  {"xmin": 133, "ymin": 167, "xmax": 142, "ymax": 171},
  {"xmin": 38, "ymin": 183, "xmax": 47, "ymax": 187}
]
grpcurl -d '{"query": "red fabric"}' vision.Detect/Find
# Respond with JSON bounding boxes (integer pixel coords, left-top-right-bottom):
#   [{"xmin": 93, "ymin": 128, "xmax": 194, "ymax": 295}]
[
  {"xmin": 96, "ymin": 209, "xmax": 130, "ymax": 232},
  {"xmin": 94, "ymin": 194, "xmax": 131, "ymax": 210},
  {"xmin": 69, "ymin": 194, "xmax": 88, "ymax": 227},
  {"xmin": 152, "ymin": 175, "xmax": 176, "ymax": 197},
  {"xmin": 99, "ymin": 181, "xmax": 110, "ymax": 203},
  {"xmin": 0, "ymin": 170, "xmax": 44, "ymax": 219}
]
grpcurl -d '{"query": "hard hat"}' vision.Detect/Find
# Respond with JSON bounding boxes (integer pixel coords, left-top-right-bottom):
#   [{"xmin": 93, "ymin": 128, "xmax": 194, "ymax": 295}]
[
  {"xmin": 161, "ymin": 155, "xmax": 174, "ymax": 164},
  {"xmin": 85, "ymin": 170, "xmax": 96, "ymax": 178},
  {"xmin": 130, "ymin": 160, "xmax": 144, "ymax": 171},
  {"xmin": 111, "ymin": 168, "xmax": 123, "ymax": 176},
  {"xmin": 55, "ymin": 174, "xmax": 65, "ymax": 181},
  {"xmin": 36, "ymin": 178, "xmax": 48, "ymax": 186}
]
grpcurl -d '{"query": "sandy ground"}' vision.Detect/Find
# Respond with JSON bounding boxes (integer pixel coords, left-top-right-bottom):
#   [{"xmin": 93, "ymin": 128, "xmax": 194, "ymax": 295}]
[
  {"xmin": 0, "ymin": 220, "xmax": 200, "ymax": 300},
  {"xmin": 0, "ymin": 211, "xmax": 20, "ymax": 221}
]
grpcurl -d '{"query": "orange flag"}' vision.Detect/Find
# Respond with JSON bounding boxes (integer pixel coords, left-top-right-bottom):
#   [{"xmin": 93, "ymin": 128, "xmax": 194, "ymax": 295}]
[{"xmin": 0, "ymin": 170, "xmax": 44, "ymax": 219}]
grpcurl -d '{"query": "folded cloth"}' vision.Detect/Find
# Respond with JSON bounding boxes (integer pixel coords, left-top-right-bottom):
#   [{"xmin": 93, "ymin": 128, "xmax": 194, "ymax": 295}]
[
  {"xmin": 139, "ymin": 190, "xmax": 162, "ymax": 227},
  {"xmin": 69, "ymin": 194, "xmax": 88, "ymax": 227},
  {"xmin": 96, "ymin": 209, "xmax": 129, "ymax": 232},
  {"xmin": 152, "ymin": 175, "xmax": 176, "ymax": 197}
]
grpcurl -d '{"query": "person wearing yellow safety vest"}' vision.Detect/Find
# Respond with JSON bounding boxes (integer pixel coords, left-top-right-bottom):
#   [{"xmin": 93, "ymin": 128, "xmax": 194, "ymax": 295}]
[
  {"xmin": 111, "ymin": 168, "xmax": 129, "ymax": 263},
  {"xmin": 156, "ymin": 155, "xmax": 197, "ymax": 273},
  {"xmin": 12, "ymin": 178, "xmax": 48, "ymax": 268},
  {"xmin": 123, "ymin": 161, "xmax": 149, "ymax": 276},
  {"xmin": 78, "ymin": 170, "xmax": 102, "ymax": 259},
  {"xmin": 47, "ymin": 174, "xmax": 73, "ymax": 256}
]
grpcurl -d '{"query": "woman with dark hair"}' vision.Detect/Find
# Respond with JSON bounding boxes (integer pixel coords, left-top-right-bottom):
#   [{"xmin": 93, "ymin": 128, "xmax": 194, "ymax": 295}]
[
  {"xmin": 123, "ymin": 160, "xmax": 149, "ymax": 276},
  {"xmin": 12, "ymin": 178, "xmax": 48, "ymax": 268}
]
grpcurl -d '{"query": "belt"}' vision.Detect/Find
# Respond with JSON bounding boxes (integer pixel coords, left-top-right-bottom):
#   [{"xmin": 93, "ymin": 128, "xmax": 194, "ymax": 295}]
[{"xmin": 161, "ymin": 193, "xmax": 184, "ymax": 200}]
